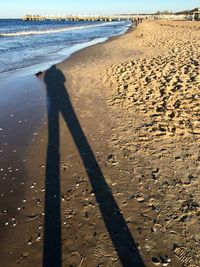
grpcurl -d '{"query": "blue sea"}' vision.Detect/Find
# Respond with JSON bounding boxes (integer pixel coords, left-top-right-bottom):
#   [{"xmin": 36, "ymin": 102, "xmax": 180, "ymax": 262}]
[{"xmin": 0, "ymin": 19, "xmax": 131, "ymax": 76}]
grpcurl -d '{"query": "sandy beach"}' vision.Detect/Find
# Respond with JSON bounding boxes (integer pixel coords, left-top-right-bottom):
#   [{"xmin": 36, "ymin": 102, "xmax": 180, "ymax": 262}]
[{"xmin": 0, "ymin": 20, "xmax": 200, "ymax": 267}]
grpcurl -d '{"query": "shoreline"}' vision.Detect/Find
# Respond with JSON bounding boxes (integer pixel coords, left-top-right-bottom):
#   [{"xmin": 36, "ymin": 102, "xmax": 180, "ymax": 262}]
[
  {"xmin": 0, "ymin": 19, "xmax": 199, "ymax": 267},
  {"xmin": 0, "ymin": 21, "xmax": 133, "ymax": 80}
]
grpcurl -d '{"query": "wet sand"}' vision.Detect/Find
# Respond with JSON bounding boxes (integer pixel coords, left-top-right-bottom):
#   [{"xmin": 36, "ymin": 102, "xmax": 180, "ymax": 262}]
[{"xmin": 0, "ymin": 20, "xmax": 200, "ymax": 267}]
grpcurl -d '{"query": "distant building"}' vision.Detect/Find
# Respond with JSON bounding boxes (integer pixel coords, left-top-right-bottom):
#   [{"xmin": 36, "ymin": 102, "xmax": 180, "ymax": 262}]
[{"xmin": 193, "ymin": 8, "xmax": 200, "ymax": 20}]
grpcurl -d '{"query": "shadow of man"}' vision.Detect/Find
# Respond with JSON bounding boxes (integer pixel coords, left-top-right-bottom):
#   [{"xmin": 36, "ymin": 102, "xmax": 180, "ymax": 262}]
[
  {"xmin": 43, "ymin": 66, "xmax": 63, "ymax": 267},
  {"xmin": 43, "ymin": 65, "xmax": 145, "ymax": 267}
]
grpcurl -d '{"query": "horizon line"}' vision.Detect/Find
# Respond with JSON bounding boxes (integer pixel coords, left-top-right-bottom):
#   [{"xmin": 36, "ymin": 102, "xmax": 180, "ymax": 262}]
[{"xmin": 0, "ymin": 6, "xmax": 199, "ymax": 19}]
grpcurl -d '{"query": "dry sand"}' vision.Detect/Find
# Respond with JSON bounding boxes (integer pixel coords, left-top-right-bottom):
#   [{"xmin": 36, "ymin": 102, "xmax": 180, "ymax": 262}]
[{"xmin": 0, "ymin": 20, "xmax": 200, "ymax": 267}]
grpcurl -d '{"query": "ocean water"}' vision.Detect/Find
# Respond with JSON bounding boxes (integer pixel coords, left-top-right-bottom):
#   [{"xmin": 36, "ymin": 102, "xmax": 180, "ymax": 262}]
[{"xmin": 0, "ymin": 19, "xmax": 131, "ymax": 76}]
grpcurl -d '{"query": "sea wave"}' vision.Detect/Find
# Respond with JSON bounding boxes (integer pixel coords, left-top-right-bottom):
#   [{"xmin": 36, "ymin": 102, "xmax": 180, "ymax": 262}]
[{"xmin": 0, "ymin": 22, "xmax": 120, "ymax": 37}]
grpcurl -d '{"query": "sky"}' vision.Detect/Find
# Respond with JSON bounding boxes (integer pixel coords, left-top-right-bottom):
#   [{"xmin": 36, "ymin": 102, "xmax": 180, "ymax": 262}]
[{"xmin": 0, "ymin": 0, "xmax": 199, "ymax": 18}]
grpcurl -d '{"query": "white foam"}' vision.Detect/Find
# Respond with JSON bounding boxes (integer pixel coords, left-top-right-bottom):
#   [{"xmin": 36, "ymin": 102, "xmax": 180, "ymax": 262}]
[
  {"xmin": 0, "ymin": 37, "xmax": 108, "ymax": 80},
  {"xmin": 0, "ymin": 22, "xmax": 120, "ymax": 37}
]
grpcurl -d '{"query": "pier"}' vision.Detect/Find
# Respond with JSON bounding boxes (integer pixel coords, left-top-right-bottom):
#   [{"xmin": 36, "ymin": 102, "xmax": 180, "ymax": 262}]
[
  {"xmin": 22, "ymin": 13, "xmax": 197, "ymax": 22},
  {"xmin": 22, "ymin": 15, "xmax": 132, "ymax": 22}
]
